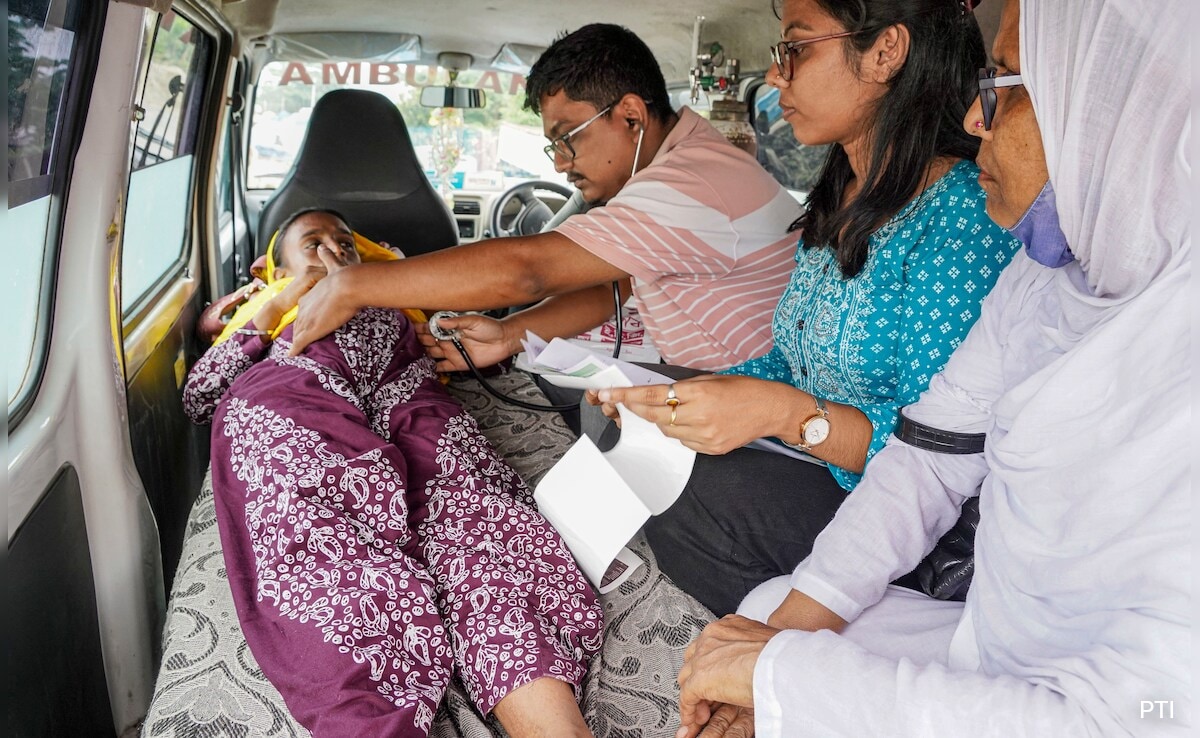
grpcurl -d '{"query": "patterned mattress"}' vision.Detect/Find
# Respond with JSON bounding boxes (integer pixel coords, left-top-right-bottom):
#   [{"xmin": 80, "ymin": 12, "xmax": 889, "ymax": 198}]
[{"xmin": 143, "ymin": 372, "xmax": 715, "ymax": 738}]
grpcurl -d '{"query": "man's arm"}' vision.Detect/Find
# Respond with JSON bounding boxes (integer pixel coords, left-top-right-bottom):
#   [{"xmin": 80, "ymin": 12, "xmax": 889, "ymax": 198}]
[
  {"xmin": 290, "ymin": 231, "xmax": 628, "ymax": 354},
  {"xmin": 421, "ymin": 280, "xmax": 633, "ymax": 372},
  {"xmin": 504, "ymin": 277, "xmax": 632, "ymax": 343}
]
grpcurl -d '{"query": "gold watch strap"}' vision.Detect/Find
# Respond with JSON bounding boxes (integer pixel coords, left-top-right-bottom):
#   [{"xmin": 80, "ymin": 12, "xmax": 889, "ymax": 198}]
[{"xmin": 785, "ymin": 396, "xmax": 829, "ymax": 451}]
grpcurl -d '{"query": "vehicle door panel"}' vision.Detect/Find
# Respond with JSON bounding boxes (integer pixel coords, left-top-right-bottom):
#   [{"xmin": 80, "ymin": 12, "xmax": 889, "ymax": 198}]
[
  {"xmin": 120, "ymin": 2, "xmax": 232, "ymax": 595},
  {"xmin": 7, "ymin": 1, "xmax": 162, "ymax": 733},
  {"xmin": 9, "ymin": 467, "xmax": 116, "ymax": 737}
]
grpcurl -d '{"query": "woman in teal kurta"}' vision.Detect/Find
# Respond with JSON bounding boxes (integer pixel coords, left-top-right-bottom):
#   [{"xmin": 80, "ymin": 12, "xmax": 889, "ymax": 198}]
[
  {"xmin": 595, "ymin": 0, "xmax": 1021, "ymax": 615},
  {"xmin": 604, "ymin": 160, "xmax": 1018, "ymax": 616},
  {"xmin": 726, "ymin": 160, "xmax": 1014, "ymax": 490}
]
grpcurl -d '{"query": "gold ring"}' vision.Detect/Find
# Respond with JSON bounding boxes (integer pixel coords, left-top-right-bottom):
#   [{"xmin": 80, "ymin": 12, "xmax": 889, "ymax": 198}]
[
  {"xmin": 669, "ymin": 406, "xmax": 678, "ymax": 426},
  {"xmin": 665, "ymin": 386, "xmax": 680, "ymax": 408}
]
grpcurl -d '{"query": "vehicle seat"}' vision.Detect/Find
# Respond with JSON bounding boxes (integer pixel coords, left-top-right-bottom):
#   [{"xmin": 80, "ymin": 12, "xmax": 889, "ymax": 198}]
[{"xmin": 256, "ymin": 88, "xmax": 458, "ymax": 258}]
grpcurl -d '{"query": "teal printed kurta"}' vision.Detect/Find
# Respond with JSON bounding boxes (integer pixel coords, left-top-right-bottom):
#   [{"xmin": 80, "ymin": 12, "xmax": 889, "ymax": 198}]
[{"xmin": 724, "ymin": 160, "xmax": 1020, "ymax": 489}]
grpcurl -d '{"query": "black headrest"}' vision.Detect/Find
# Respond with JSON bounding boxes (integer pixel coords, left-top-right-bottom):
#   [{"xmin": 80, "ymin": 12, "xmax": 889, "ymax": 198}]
[{"xmin": 256, "ymin": 89, "xmax": 458, "ymax": 257}]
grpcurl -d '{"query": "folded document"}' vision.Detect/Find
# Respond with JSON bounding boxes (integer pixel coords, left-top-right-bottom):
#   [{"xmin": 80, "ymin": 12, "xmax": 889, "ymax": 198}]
[
  {"xmin": 514, "ymin": 332, "xmax": 669, "ymax": 390},
  {"xmin": 534, "ymin": 403, "xmax": 697, "ymax": 594},
  {"xmin": 523, "ymin": 332, "xmax": 822, "ymax": 591}
]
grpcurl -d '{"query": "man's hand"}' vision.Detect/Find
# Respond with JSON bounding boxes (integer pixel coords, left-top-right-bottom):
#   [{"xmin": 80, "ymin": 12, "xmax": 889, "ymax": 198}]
[
  {"xmin": 288, "ymin": 262, "xmax": 361, "ymax": 355},
  {"xmin": 676, "ymin": 615, "xmax": 778, "ymax": 738},
  {"xmin": 416, "ymin": 313, "xmax": 517, "ymax": 373},
  {"xmin": 254, "ymin": 264, "xmax": 326, "ymax": 333}
]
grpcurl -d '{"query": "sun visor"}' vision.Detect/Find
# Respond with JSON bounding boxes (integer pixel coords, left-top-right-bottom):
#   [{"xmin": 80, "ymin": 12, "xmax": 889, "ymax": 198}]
[
  {"xmin": 113, "ymin": 0, "xmax": 172, "ymax": 12},
  {"xmin": 489, "ymin": 43, "xmax": 545, "ymax": 75},
  {"xmin": 253, "ymin": 32, "xmax": 422, "ymax": 78}
]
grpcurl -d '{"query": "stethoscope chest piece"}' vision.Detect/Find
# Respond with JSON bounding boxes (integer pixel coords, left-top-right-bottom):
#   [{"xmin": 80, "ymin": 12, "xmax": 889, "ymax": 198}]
[{"xmin": 427, "ymin": 310, "xmax": 462, "ymax": 341}]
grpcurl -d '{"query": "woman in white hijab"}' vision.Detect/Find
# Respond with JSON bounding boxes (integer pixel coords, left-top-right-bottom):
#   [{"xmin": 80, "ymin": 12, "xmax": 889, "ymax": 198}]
[{"xmin": 672, "ymin": 0, "xmax": 1191, "ymax": 735}]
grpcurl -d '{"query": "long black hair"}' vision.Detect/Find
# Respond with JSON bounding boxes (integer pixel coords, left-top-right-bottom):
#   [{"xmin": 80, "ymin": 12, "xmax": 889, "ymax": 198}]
[{"xmin": 774, "ymin": 0, "xmax": 985, "ymax": 277}]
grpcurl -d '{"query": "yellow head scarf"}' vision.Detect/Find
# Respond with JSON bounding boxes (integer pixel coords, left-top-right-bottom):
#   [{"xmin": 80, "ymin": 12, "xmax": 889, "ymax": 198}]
[{"xmin": 214, "ymin": 229, "xmax": 426, "ymax": 345}]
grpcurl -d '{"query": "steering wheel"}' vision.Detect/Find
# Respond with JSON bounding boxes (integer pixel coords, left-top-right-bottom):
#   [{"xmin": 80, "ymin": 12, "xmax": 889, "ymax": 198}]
[{"xmin": 488, "ymin": 180, "xmax": 575, "ymax": 238}]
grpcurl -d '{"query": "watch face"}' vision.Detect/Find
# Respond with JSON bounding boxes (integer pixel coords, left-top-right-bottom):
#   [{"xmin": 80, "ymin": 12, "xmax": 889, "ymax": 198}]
[{"xmin": 803, "ymin": 417, "xmax": 831, "ymax": 446}]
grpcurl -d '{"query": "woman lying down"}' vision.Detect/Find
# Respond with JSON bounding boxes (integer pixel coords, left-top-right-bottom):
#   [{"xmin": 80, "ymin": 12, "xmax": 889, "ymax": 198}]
[{"xmin": 183, "ymin": 208, "xmax": 603, "ymax": 738}]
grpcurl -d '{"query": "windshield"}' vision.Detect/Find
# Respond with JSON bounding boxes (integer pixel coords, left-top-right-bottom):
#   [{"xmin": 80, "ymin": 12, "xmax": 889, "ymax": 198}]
[{"xmin": 248, "ymin": 61, "xmax": 567, "ymax": 192}]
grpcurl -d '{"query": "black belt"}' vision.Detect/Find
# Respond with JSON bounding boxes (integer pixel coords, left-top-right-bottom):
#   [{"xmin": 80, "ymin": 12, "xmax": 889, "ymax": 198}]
[{"xmin": 895, "ymin": 409, "xmax": 986, "ymax": 455}]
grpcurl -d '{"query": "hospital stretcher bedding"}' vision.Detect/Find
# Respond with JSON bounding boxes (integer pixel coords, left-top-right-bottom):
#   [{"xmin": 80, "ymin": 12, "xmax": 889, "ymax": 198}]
[{"xmin": 142, "ymin": 372, "xmax": 716, "ymax": 738}]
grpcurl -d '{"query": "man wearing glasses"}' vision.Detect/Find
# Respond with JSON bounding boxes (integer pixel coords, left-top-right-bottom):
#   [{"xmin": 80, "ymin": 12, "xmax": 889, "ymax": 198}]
[{"xmin": 291, "ymin": 23, "xmax": 801, "ymax": 385}]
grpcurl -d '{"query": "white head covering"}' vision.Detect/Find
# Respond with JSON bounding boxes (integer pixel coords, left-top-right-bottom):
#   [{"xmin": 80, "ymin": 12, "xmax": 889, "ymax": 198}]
[
  {"xmin": 966, "ymin": 1, "xmax": 1192, "ymax": 732},
  {"xmin": 1021, "ymin": 0, "xmax": 1190, "ymax": 302}
]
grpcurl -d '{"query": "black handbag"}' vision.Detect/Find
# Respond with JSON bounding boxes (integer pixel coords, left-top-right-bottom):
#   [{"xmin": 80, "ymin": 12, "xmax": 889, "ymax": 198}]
[
  {"xmin": 913, "ymin": 495, "xmax": 979, "ymax": 601},
  {"xmin": 894, "ymin": 410, "xmax": 985, "ymax": 602}
]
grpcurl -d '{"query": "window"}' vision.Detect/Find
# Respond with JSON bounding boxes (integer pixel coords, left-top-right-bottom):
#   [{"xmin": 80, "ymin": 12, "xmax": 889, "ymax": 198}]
[
  {"xmin": 751, "ymin": 84, "xmax": 830, "ymax": 195},
  {"xmin": 6, "ymin": 0, "xmax": 88, "ymax": 416},
  {"xmin": 215, "ymin": 112, "xmax": 234, "ymax": 217},
  {"xmin": 247, "ymin": 62, "xmax": 562, "ymax": 192},
  {"xmin": 122, "ymin": 10, "xmax": 213, "ymax": 315}
]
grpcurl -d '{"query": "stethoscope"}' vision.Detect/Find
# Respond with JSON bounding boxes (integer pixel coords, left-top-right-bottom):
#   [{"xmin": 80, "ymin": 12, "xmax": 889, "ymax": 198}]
[
  {"xmin": 427, "ymin": 121, "xmax": 646, "ymax": 413},
  {"xmin": 427, "ymin": 279, "xmax": 623, "ymax": 412}
]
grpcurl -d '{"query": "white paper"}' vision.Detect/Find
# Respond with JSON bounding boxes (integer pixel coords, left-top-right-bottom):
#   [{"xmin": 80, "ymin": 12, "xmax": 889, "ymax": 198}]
[
  {"xmin": 597, "ymin": 546, "xmax": 643, "ymax": 594},
  {"xmin": 534, "ymin": 437, "xmax": 651, "ymax": 587},
  {"xmin": 516, "ymin": 332, "xmax": 675, "ymax": 390},
  {"xmin": 603, "ymin": 404, "xmax": 697, "ymax": 515},
  {"xmin": 566, "ymin": 337, "xmax": 661, "ymax": 366},
  {"xmin": 520, "ymin": 331, "xmax": 548, "ymax": 356},
  {"xmin": 536, "ymin": 364, "xmax": 632, "ymax": 390},
  {"xmin": 534, "ymin": 405, "xmax": 697, "ymax": 589}
]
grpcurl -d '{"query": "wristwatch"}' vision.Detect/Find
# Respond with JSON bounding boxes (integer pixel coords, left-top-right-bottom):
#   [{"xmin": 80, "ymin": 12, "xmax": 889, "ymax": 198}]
[{"xmin": 783, "ymin": 396, "xmax": 831, "ymax": 451}]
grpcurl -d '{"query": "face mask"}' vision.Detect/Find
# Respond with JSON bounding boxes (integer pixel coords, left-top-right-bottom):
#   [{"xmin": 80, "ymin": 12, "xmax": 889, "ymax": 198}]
[{"xmin": 1009, "ymin": 180, "xmax": 1074, "ymax": 268}]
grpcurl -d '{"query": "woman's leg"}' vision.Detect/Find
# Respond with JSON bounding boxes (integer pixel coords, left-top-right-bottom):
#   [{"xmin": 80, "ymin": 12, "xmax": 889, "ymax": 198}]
[
  {"xmin": 211, "ymin": 311, "xmax": 463, "ymax": 736},
  {"xmin": 492, "ymin": 677, "xmax": 593, "ymax": 738},
  {"xmin": 396, "ymin": 409, "xmax": 603, "ymax": 718},
  {"xmin": 644, "ymin": 448, "xmax": 848, "ymax": 616},
  {"xmin": 368, "ymin": 324, "xmax": 603, "ymax": 726}
]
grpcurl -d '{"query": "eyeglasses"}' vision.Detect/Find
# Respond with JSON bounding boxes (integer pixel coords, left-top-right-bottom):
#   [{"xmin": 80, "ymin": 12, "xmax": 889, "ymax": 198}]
[
  {"xmin": 977, "ymin": 67, "xmax": 1024, "ymax": 131},
  {"xmin": 543, "ymin": 104, "xmax": 614, "ymax": 163},
  {"xmin": 769, "ymin": 31, "xmax": 856, "ymax": 82}
]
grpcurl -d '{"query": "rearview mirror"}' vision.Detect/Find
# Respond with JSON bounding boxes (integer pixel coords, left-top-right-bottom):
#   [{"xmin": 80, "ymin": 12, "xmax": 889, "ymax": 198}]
[{"xmin": 419, "ymin": 86, "xmax": 486, "ymax": 108}]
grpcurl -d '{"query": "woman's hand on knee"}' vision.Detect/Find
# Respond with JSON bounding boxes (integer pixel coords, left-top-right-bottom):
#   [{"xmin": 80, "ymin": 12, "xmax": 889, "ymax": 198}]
[
  {"xmin": 686, "ymin": 703, "xmax": 754, "ymax": 738},
  {"xmin": 676, "ymin": 615, "xmax": 776, "ymax": 737}
]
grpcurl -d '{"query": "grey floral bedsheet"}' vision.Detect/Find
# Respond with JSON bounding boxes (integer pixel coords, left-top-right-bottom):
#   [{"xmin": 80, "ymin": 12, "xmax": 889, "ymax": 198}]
[{"xmin": 143, "ymin": 372, "xmax": 714, "ymax": 738}]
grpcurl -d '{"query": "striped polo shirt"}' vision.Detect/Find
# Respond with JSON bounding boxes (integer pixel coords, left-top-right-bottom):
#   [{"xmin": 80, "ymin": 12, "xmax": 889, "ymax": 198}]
[{"xmin": 555, "ymin": 107, "xmax": 800, "ymax": 371}]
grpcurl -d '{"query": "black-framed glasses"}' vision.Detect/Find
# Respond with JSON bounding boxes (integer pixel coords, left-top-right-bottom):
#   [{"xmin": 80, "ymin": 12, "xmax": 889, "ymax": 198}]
[
  {"xmin": 977, "ymin": 67, "xmax": 1024, "ymax": 131},
  {"xmin": 543, "ymin": 104, "xmax": 614, "ymax": 163},
  {"xmin": 769, "ymin": 31, "xmax": 855, "ymax": 82}
]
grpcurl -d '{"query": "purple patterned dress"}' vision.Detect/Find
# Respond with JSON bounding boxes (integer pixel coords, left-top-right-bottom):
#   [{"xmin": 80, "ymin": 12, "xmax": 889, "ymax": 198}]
[{"xmin": 184, "ymin": 308, "xmax": 603, "ymax": 737}]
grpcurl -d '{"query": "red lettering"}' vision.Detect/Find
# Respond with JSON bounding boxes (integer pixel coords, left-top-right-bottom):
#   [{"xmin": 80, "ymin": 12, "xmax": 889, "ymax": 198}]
[
  {"xmin": 508, "ymin": 73, "xmax": 527, "ymax": 96},
  {"xmin": 278, "ymin": 63, "xmax": 313, "ymax": 86},
  {"xmin": 370, "ymin": 63, "xmax": 400, "ymax": 85},
  {"xmin": 323, "ymin": 63, "xmax": 361, "ymax": 85},
  {"xmin": 476, "ymin": 71, "xmax": 503, "ymax": 94},
  {"xmin": 405, "ymin": 65, "xmax": 435, "ymax": 86}
]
